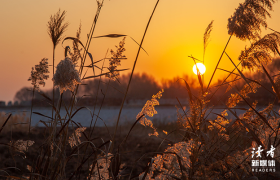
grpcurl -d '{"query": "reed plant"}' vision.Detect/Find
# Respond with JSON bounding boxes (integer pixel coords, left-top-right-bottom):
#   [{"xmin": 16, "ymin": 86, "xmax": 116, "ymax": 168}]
[{"xmin": 136, "ymin": 0, "xmax": 280, "ymax": 179}]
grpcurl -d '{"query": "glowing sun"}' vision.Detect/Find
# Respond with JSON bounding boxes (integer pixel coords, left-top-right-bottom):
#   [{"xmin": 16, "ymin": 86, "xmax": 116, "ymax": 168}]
[{"xmin": 193, "ymin": 63, "xmax": 206, "ymax": 75}]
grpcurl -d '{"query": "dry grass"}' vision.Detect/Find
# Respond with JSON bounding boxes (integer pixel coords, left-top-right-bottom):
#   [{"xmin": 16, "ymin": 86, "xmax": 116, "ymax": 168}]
[{"xmin": 2, "ymin": 0, "xmax": 280, "ymax": 179}]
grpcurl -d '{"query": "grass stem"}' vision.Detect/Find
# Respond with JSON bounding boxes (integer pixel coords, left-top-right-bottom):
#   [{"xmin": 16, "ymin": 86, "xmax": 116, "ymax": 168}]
[
  {"xmin": 111, "ymin": 0, "xmax": 161, "ymax": 152},
  {"xmin": 206, "ymin": 34, "xmax": 232, "ymax": 91}
]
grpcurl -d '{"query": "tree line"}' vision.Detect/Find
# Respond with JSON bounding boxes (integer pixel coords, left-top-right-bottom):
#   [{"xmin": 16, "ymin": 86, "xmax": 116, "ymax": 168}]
[{"xmin": 14, "ymin": 57, "xmax": 280, "ymax": 107}]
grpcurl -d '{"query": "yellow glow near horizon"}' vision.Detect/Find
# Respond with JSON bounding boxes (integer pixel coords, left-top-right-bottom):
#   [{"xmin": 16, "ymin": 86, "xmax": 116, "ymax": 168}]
[
  {"xmin": 193, "ymin": 63, "xmax": 206, "ymax": 75},
  {"xmin": 1, "ymin": 1, "xmax": 280, "ymax": 102}
]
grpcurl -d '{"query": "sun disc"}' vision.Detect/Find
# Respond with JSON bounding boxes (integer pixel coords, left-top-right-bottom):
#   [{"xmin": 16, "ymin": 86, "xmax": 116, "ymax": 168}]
[{"xmin": 193, "ymin": 63, "xmax": 206, "ymax": 75}]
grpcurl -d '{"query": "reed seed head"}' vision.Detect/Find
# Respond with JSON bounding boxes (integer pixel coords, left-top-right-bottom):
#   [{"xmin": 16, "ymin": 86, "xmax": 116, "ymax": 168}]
[
  {"xmin": 136, "ymin": 89, "xmax": 164, "ymax": 136},
  {"xmin": 10, "ymin": 140, "xmax": 35, "ymax": 154},
  {"xmin": 68, "ymin": 127, "xmax": 86, "ymax": 148},
  {"xmin": 106, "ymin": 37, "xmax": 126, "ymax": 80},
  {"xmin": 47, "ymin": 9, "xmax": 69, "ymax": 48},
  {"xmin": 68, "ymin": 24, "xmax": 82, "ymax": 65},
  {"xmin": 53, "ymin": 57, "xmax": 81, "ymax": 93},
  {"xmin": 227, "ymin": 0, "xmax": 275, "ymax": 41},
  {"xmin": 239, "ymin": 33, "xmax": 280, "ymax": 70},
  {"xmin": 28, "ymin": 58, "xmax": 49, "ymax": 90}
]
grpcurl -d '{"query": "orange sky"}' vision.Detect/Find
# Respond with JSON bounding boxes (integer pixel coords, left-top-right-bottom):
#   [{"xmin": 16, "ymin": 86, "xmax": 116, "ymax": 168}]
[{"xmin": 1, "ymin": 0, "xmax": 280, "ymax": 103}]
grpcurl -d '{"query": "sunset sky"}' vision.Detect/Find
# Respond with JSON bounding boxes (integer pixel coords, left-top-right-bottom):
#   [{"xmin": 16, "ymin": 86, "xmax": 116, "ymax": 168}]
[{"xmin": 1, "ymin": 0, "xmax": 280, "ymax": 103}]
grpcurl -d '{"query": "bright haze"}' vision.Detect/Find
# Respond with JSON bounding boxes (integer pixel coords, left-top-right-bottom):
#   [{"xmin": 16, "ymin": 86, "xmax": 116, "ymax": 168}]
[{"xmin": 1, "ymin": 0, "xmax": 280, "ymax": 102}]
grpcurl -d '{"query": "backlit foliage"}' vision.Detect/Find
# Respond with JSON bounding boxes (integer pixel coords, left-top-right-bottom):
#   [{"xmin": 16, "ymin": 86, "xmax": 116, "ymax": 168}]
[
  {"xmin": 106, "ymin": 37, "xmax": 126, "ymax": 80},
  {"xmin": 227, "ymin": 82, "xmax": 260, "ymax": 108},
  {"xmin": 208, "ymin": 110, "xmax": 230, "ymax": 140},
  {"xmin": 53, "ymin": 57, "xmax": 81, "ymax": 93},
  {"xmin": 68, "ymin": 127, "xmax": 86, "ymax": 148},
  {"xmin": 142, "ymin": 67, "xmax": 280, "ymax": 179},
  {"xmin": 140, "ymin": 141, "xmax": 194, "ymax": 179},
  {"xmin": 136, "ymin": 89, "xmax": 164, "ymax": 137},
  {"xmin": 227, "ymin": 0, "xmax": 276, "ymax": 40},
  {"xmin": 28, "ymin": 58, "xmax": 49, "ymax": 90},
  {"xmin": 47, "ymin": 9, "xmax": 69, "ymax": 48},
  {"xmin": 5, "ymin": 0, "xmax": 280, "ymax": 179},
  {"xmin": 239, "ymin": 33, "xmax": 280, "ymax": 70},
  {"xmin": 68, "ymin": 24, "xmax": 82, "ymax": 65},
  {"xmin": 87, "ymin": 153, "xmax": 113, "ymax": 180}
]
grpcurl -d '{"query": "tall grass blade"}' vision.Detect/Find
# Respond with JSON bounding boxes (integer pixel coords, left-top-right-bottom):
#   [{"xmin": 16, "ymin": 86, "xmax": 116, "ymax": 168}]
[
  {"xmin": 93, "ymin": 34, "xmax": 149, "ymax": 55},
  {"xmin": 231, "ymin": 85, "xmax": 274, "ymax": 131},
  {"xmin": 39, "ymin": 91, "xmax": 52, "ymax": 102},
  {"xmin": 260, "ymin": 63, "xmax": 280, "ymax": 101},
  {"xmin": 0, "ymin": 114, "xmax": 11, "ymax": 134},
  {"xmin": 111, "ymin": 0, "xmax": 161, "ymax": 152},
  {"xmin": 141, "ymin": 158, "xmax": 154, "ymax": 180},
  {"xmin": 176, "ymin": 97, "xmax": 195, "ymax": 133},
  {"xmin": 225, "ymin": 52, "xmax": 253, "ymax": 90},
  {"xmin": 93, "ymin": 34, "xmax": 127, "ymax": 38},
  {"xmin": 33, "ymin": 112, "xmax": 53, "ymax": 120},
  {"xmin": 82, "ymin": 68, "xmax": 129, "ymax": 80},
  {"xmin": 177, "ymin": 78, "xmax": 193, "ymax": 103},
  {"xmin": 62, "ymin": 37, "xmax": 94, "ymax": 67},
  {"xmin": 129, "ymin": 36, "xmax": 149, "ymax": 55},
  {"xmin": 207, "ymin": 34, "xmax": 232, "ymax": 91},
  {"xmin": 120, "ymin": 114, "xmax": 145, "ymax": 146},
  {"xmin": 240, "ymin": 121, "xmax": 264, "ymax": 147},
  {"xmin": 39, "ymin": 120, "xmax": 49, "ymax": 128}
]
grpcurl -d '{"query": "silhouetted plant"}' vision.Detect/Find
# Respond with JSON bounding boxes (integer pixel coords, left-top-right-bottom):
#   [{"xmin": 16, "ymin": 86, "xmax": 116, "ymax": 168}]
[
  {"xmin": 47, "ymin": 9, "xmax": 69, "ymax": 49},
  {"xmin": 228, "ymin": 0, "xmax": 276, "ymax": 41},
  {"xmin": 47, "ymin": 9, "xmax": 69, "ymax": 123},
  {"xmin": 240, "ymin": 33, "xmax": 280, "ymax": 70}
]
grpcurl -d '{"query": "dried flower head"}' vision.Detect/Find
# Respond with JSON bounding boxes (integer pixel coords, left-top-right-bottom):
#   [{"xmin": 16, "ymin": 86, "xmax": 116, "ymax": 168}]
[
  {"xmin": 28, "ymin": 58, "xmax": 49, "ymax": 90},
  {"xmin": 208, "ymin": 110, "xmax": 230, "ymax": 140},
  {"xmin": 136, "ymin": 89, "xmax": 164, "ymax": 136},
  {"xmin": 239, "ymin": 33, "xmax": 280, "ymax": 70},
  {"xmin": 106, "ymin": 37, "xmax": 126, "ymax": 80},
  {"xmin": 140, "ymin": 140, "xmax": 195, "ymax": 179},
  {"xmin": 68, "ymin": 24, "xmax": 82, "ymax": 65},
  {"xmin": 227, "ymin": 82, "xmax": 260, "ymax": 108},
  {"xmin": 87, "ymin": 153, "xmax": 113, "ymax": 180},
  {"xmin": 47, "ymin": 9, "xmax": 69, "ymax": 48},
  {"xmin": 240, "ymin": 101, "xmax": 257, "ymax": 121},
  {"xmin": 10, "ymin": 140, "xmax": 35, "ymax": 154},
  {"xmin": 227, "ymin": 0, "xmax": 275, "ymax": 40},
  {"xmin": 53, "ymin": 57, "xmax": 81, "ymax": 93},
  {"xmin": 203, "ymin": 20, "xmax": 214, "ymax": 60},
  {"xmin": 68, "ymin": 127, "xmax": 86, "ymax": 148}
]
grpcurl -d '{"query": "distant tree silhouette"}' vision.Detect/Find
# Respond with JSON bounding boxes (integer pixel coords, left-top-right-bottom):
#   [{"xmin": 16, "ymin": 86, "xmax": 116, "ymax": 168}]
[
  {"xmin": 162, "ymin": 74, "xmax": 199, "ymax": 99},
  {"xmin": 14, "ymin": 87, "xmax": 33, "ymax": 103},
  {"xmin": 79, "ymin": 72, "xmax": 161, "ymax": 102},
  {"xmin": 14, "ymin": 58, "xmax": 280, "ymax": 107}
]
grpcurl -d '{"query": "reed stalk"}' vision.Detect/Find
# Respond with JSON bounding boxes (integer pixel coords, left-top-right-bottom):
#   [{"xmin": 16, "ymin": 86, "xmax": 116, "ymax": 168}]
[{"xmin": 110, "ymin": 0, "xmax": 161, "ymax": 152}]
